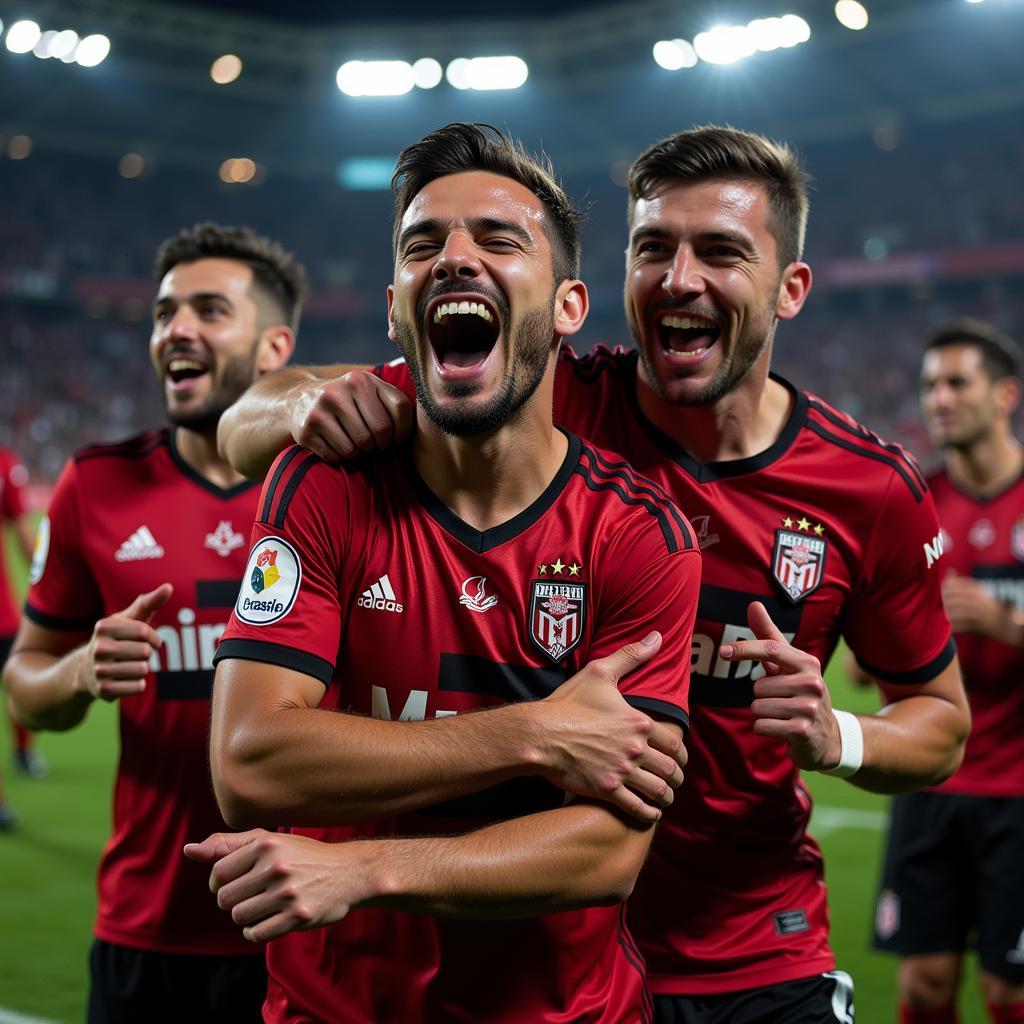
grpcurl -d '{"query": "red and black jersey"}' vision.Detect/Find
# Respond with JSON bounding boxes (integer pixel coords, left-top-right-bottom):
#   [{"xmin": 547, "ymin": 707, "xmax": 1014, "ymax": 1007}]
[
  {"xmin": 24, "ymin": 428, "xmax": 262, "ymax": 957},
  {"xmin": 0, "ymin": 445, "xmax": 29, "ymax": 636},
  {"xmin": 216, "ymin": 431, "xmax": 700, "ymax": 1024},
  {"xmin": 927, "ymin": 468, "xmax": 1024, "ymax": 797},
  {"xmin": 376, "ymin": 347, "xmax": 955, "ymax": 995}
]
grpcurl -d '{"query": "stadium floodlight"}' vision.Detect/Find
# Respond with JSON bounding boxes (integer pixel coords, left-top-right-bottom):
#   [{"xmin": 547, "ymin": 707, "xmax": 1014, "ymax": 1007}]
[
  {"xmin": 75, "ymin": 34, "xmax": 110, "ymax": 67},
  {"xmin": 445, "ymin": 55, "xmax": 528, "ymax": 91},
  {"xmin": 412, "ymin": 57, "xmax": 442, "ymax": 89},
  {"xmin": 119, "ymin": 153, "xmax": 145, "ymax": 179},
  {"xmin": 693, "ymin": 25, "xmax": 756, "ymax": 65},
  {"xmin": 834, "ymin": 1, "xmax": 869, "ymax": 29},
  {"xmin": 747, "ymin": 18, "xmax": 786, "ymax": 51},
  {"xmin": 337, "ymin": 60, "xmax": 415, "ymax": 96},
  {"xmin": 5, "ymin": 20, "xmax": 41, "ymax": 54},
  {"xmin": 49, "ymin": 29, "xmax": 79, "ymax": 62},
  {"xmin": 211, "ymin": 53, "xmax": 242, "ymax": 84},
  {"xmin": 7, "ymin": 135, "xmax": 32, "ymax": 159},
  {"xmin": 653, "ymin": 39, "xmax": 698, "ymax": 70},
  {"xmin": 32, "ymin": 29, "xmax": 57, "ymax": 58},
  {"xmin": 336, "ymin": 156, "xmax": 397, "ymax": 190},
  {"xmin": 779, "ymin": 14, "xmax": 811, "ymax": 46}
]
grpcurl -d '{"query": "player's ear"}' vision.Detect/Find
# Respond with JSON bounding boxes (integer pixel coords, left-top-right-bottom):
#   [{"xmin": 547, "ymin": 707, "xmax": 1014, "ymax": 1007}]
[
  {"xmin": 554, "ymin": 279, "xmax": 588, "ymax": 339},
  {"xmin": 386, "ymin": 285, "xmax": 399, "ymax": 344},
  {"xmin": 996, "ymin": 374, "xmax": 1021, "ymax": 417},
  {"xmin": 776, "ymin": 262, "xmax": 812, "ymax": 321},
  {"xmin": 256, "ymin": 325, "xmax": 295, "ymax": 374}
]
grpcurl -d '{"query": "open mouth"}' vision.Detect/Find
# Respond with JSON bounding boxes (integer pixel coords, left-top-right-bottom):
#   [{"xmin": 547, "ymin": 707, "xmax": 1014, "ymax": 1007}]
[
  {"xmin": 656, "ymin": 313, "xmax": 721, "ymax": 360},
  {"xmin": 427, "ymin": 297, "xmax": 501, "ymax": 374},
  {"xmin": 164, "ymin": 355, "xmax": 210, "ymax": 388}
]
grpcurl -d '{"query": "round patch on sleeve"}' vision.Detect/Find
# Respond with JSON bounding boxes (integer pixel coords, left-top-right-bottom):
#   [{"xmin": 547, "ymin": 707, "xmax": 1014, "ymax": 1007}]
[
  {"xmin": 28, "ymin": 515, "xmax": 50, "ymax": 585},
  {"xmin": 235, "ymin": 536, "xmax": 302, "ymax": 625}
]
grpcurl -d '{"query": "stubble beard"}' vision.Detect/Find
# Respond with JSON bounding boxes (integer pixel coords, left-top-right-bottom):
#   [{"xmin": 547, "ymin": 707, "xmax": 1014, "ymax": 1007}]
[{"xmin": 161, "ymin": 343, "xmax": 259, "ymax": 434}]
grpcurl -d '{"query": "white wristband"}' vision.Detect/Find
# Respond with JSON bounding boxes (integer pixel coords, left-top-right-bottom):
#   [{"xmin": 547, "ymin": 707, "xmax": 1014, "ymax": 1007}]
[{"xmin": 820, "ymin": 709, "xmax": 864, "ymax": 778}]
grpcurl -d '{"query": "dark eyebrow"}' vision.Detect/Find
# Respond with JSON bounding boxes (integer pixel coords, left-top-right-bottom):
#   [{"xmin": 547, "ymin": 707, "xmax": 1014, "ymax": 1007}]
[
  {"xmin": 629, "ymin": 226, "xmax": 757, "ymax": 256},
  {"xmin": 152, "ymin": 291, "xmax": 233, "ymax": 313},
  {"xmin": 397, "ymin": 216, "xmax": 534, "ymax": 253}
]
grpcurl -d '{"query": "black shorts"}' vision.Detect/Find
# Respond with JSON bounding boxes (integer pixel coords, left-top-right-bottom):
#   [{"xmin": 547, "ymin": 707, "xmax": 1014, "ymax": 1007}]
[
  {"xmin": 87, "ymin": 939, "xmax": 267, "ymax": 1024},
  {"xmin": 0, "ymin": 633, "xmax": 13, "ymax": 673},
  {"xmin": 873, "ymin": 790, "xmax": 1024, "ymax": 982},
  {"xmin": 653, "ymin": 972, "xmax": 855, "ymax": 1024}
]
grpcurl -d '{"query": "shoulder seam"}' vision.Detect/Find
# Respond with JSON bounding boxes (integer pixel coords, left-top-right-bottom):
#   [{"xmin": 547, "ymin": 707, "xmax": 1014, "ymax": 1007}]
[{"xmin": 73, "ymin": 430, "xmax": 167, "ymax": 464}]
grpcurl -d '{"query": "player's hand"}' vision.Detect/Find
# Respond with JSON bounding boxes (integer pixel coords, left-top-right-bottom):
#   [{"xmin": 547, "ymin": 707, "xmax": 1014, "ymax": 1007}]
[
  {"xmin": 288, "ymin": 371, "xmax": 413, "ymax": 461},
  {"xmin": 185, "ymin": 829, "xmax": 367, "ymax": 942},
  {"xmin": 719, "ymin": 601, "xmax": 842, "ymax": 771},
  {"xmin": 940, "ymin": 569, "xmax": 1004, "ymax": 637},
  {"xmin": 534, "ymin": 631, "xmax": 686, "ymax": 824},
  {"xmin": 76, "ymin": 584, "xmax": 172, "ymax": 701}
]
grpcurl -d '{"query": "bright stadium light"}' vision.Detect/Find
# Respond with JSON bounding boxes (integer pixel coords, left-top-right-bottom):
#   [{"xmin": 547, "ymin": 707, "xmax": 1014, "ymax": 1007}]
[
  {"xmin": 6, "ymin": 20, "xmax": 41, "ymax": 54},
  {"xmin": 446, "ymin": 56, "xmax": 528, "ymax": 91},
  {"xmin": 49, "ymin": 29, "xmax": 79, "ymax": 62},
  {"xmin": 75, "ymin": 34, "xmax": 110, "ymax": 67},
  {"xmin": 747, "ymin": 18, "xmax": 786, "ymax": 51},
  {"xmin": 779, "ymin": 14, "xmax": 811, "ymax": 45},
  {"xmin": 835, "ymin": 1, "xmax": 870, "ymax": 29},
  {"xmin": 32, "ymin": 29, "xmax": 57, "ymax": 58},
  {"xmin": 693, "ymin": 25, "xmax": 755, "ymax": 65},
  {"xmin": 652, "ymin": 39, "xmax": 698, "ymax": 70},
  {"xmin": 337, "ymin": 60, "xmax": 415, "ymax": 96},
  {"xmin": 412, "ymin": 57, "xmax": 442, "ymax": 89},
  {"xmin": 211, "ymin": 53, "xmax": 242, "ymax": 84}
]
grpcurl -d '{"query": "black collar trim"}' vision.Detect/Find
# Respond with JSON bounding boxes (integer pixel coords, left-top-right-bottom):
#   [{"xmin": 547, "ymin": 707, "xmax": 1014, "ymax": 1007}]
[
  {"xmin": 408, "ymin": 431, "xmax": 582, "ymax": 554},
  {"xmin": 168, "ymin": 427, "xmax": 260, "ymax": 500},
  {"xmin": 944, "ymin": 465, "xmax": 1024, "ymax": 505}
]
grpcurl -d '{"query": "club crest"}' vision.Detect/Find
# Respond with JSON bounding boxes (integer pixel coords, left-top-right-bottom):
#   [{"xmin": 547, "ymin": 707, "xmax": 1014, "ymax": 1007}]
[
  {"xmin": 529, "ymin": 581, "xmax": 587, "ymax": 663},
  {"xmin": 773, "ymin": 529, "xmax": 827, "ymax": 604}
]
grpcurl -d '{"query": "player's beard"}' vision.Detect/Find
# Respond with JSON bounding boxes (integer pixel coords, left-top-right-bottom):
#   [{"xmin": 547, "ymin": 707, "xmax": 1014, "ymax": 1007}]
[
  {"xmin": 392, "ymin": 291, "xmax": 555, "ymax": 438},
  {"xmin": 161, "ymin": 343, "xmax": 259, "ymax": 434},
  {"xmin": 629, "ymin": 294, "xmax": 778, "ymax": 407}
]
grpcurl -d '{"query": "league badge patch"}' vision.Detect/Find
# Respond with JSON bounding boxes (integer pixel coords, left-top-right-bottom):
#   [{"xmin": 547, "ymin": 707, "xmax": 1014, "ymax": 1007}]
[
  {"xmin": 773, "ymin": 529, "xmax": 827, "ymax": 603},
  {"xmin": 529, "ymin": 581, "xmax": 587, "ymax": 663},
  {"xmin": 1012, "ymin": 517, "xmax": 1024, "ymax": 563},
  {"xmin": 236, "ymin": 536, "xmax": 301, "ymax": 625}
]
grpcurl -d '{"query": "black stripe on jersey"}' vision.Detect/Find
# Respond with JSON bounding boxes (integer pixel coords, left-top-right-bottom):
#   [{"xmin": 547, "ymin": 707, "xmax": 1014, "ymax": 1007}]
[
  {"xmin": 213, "ymin": 637, "xmax": 334, "ymax": 684},
  {"xmin": 196, "ymin": 580, "xmax": 242, "ymax": 608},
  {"xmin": 616, "ymin": 906, "xmax": 653, "ymax": 1024},
  {"xmin": 626, "ymin": 696, "xmax": 689, "ymax": 735},
  {"xmin": 583, "ymin": 445, "xmax": 696, "ymax": 550},
  {"xmin": 24, "ymin": 601, "xmax": 96, "ymax": 631},
  {"xmin": 260, "ymin": 446, "xmax": 307, "ymax": 523},
  {"xmin": 155, "ymin": 670, "xmax": 213, "ymax": 701},
  {"xmin": 806, "ymin": 397, "xmax": 927, "ymax": 492},
  {"xmin": 74, "ymin": 429, "xmax": 167, "ymax": 463},
  {"xmin": 854, "ymin": 635, "xmax": 956, "ymax": 686},
  {"xmin": 272, "ymin": 452, "xmax": 320, "ymax": 528},
  {"xmin": 438, "ymin": 653, "xmax": 568, "ymax": 700},
  {"xmin": 805, "ymin": 420, "xmax": 925, "ymax": 503}
]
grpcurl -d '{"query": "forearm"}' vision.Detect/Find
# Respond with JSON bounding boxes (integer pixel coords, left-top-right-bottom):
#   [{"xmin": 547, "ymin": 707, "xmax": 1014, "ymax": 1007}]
[
  {"xmin": 359, "ymin": 802, "xmax": 653, "ymax": 918},
  {"xmin": 212, "ymin": 699, "xmax": 550, "ymax": 828},
  {"xmin": 849, "ymin": 693, "xmax": 969, "ymax": 794},
  {"xmin": 5, "ymin": 648, "xmax": 93, "ymax": 732}
]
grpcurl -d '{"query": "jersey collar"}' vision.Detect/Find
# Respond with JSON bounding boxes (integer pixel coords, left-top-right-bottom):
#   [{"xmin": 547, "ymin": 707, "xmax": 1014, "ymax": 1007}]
[{"xmin": 168, "ymin": 427, "xmax": 260, "ymax": 500}]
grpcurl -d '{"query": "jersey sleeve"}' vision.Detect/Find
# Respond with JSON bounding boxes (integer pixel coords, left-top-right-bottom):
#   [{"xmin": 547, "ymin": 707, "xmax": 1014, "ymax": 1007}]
[
  {"xmin": 24, "ymin": 460, "xmax": 102, "ymax": 630},
  {"xmin": 844, "ymin": 471, "xmax": 955, "ymax": 684},
  {"xmin": 588, "ymin": 527, "xmax": 701, "ymax": 734},
  {"xmin": 1, "ymin": 450, "xmax": 28, "ymax": 521},
  {"xmin": 214, "ymin": 447, "xmax": 354, "ymax": 685},
  {"xmin": 371, "ymin": 357, "xmax": 416, "ymax": 402}
]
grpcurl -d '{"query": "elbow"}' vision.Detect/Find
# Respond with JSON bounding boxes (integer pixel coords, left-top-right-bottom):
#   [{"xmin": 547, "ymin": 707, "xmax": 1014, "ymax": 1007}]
[
  {"xmin": 210, "ymin": 735, "xmax": 282, "ymax": 829},
  {"xmin": 581, "ymin": 853, "xmax": 644, "ymax": 907}
]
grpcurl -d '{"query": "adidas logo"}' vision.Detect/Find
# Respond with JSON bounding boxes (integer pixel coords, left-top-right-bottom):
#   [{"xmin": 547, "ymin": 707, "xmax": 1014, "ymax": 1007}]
[
  {"xmin": 357, "ymin": 573, "xmax": 404, "ymax": 613},
  {"xmin": 115, "ymin": 525, "xmax": 165, "ymax": 562}
]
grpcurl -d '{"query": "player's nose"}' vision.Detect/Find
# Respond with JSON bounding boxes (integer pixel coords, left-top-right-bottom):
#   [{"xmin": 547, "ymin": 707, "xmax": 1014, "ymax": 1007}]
[
  {"xmin": 663, "ymin": 246, "xmax": 705, "ymax": 298},
  {"xmin": 433, "ymin": 232, "xmax": 481, "ymax": 282}
]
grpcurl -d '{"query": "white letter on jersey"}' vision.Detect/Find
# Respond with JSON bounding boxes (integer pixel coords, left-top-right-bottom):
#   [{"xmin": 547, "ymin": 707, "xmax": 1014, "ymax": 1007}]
[{"xmin": 923, "ymin": 532, "xmax": 944, "ymax": 569}]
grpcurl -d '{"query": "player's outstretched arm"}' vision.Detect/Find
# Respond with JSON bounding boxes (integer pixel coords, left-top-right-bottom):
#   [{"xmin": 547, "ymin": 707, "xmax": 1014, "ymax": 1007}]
[
  {"xmin": 217, "ymin": 363, "xmax": 411, "ymax": 479},
  {"xmin": 720, "ymin": 601, "xmax": 969, "ymax": 793},
  {"xmin": 211, "ymin": 632, "xmax": 684, "ymax": 830},
  {"xmin": 188, "ymin": 760, "xmax": 673, "ymax": 942},
  {"xmin": 6, "ymin": 584, "xmax": 172, "ymax": 732}
]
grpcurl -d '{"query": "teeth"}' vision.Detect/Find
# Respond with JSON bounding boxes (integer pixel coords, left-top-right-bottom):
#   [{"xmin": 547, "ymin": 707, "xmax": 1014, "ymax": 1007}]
[
  {"xmin": 168, "ymin": 358, "xmax": 205, "ymax": 372},
  {"xmin": 660, "ymin": 315, "xmax": 718, "ymax": 331},
  {"xmin": 432, "ymin": 301, "xmax": 494, "ymax": 324},
  {"xmin": 667, "ymin": 347, "xmax": 708, "ymax": 359}
]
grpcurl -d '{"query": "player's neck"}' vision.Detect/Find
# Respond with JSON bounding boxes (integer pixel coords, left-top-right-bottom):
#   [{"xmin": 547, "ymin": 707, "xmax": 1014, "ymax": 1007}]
[
  {"xmin": 639, "ymin": 363, "xmax": 793, "ymax": 464},
  {"xmin": 173, "ymin": 425, "xmax": 247, "ymax": 490},
  {"xmin": 413, "ymin": 403, "xmax": 569, "ymax": 534},
  {"xmin": 947, "ymin": 426, "xmax": 1024, "ymax": 495}
]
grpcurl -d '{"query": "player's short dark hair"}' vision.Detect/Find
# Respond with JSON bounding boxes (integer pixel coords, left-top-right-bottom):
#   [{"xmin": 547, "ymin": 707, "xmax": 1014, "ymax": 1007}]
[
  {"xmin": 391, "ymin": 122, "xmax": 583, "ymax": 282},
  {"xmin": 627, "ymin": 124, "xmax": 811, "ymax": 268},
  {"xmin": 153, "ymin": 222, "xmax": 308, "ymax": 331},
  {"xmin": 925, "ymin": 318, "xmax": 1022, "ymax": 381}
]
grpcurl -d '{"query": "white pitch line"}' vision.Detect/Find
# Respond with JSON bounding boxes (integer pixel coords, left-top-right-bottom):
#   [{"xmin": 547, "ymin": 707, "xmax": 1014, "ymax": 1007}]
[
  {"xmin": 810, "ymin": 805, "xmax": 888, "ymax": 837},
  {"xmin": 0, "ymin": 1008, "xmax": 61, "ymax": 1024}
]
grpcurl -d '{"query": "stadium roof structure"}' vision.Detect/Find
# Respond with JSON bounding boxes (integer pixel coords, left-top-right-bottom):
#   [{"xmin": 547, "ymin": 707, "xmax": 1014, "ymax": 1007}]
[{"xmin": 0, "ymin": 0, "xmax": 1021, "ymax": 179}]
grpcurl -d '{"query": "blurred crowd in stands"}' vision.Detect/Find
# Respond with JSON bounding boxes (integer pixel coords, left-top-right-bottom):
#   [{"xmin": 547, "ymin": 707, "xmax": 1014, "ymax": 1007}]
[{"xmin": 2, "ymin": 113, "xmax": 1022, "ymax": 488}]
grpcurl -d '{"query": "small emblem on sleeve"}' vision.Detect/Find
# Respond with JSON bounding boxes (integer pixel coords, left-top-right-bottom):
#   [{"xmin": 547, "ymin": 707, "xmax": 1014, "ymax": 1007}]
[
  {"xmin": 773, "ymin": 528, "xmax": 827, "ymax": 603},
  {"xmin": 772, "ymin": 909, "xmax": 810, "ymax": 936},
  {"xmin": 529, "ymin": 581, "xmax": 587, "ymax": 662},
  {"xmin": 28, "ymin": 515, "xmax": 50, "ymax": 585},
  {"xmin": 236, "ymin": 537, "xmax": 301, "ymax": 625}
]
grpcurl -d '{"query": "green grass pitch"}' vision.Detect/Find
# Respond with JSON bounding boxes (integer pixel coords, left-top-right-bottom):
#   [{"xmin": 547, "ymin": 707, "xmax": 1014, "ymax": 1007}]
[{"xmin": 0, "ymin": 527, "xmax": 989, "ymax": 1021}]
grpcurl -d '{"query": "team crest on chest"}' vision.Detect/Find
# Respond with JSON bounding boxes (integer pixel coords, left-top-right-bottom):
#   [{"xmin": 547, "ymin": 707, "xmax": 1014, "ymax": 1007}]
[
  {"xmin": 529, "ymin": 579, "xmax": 587, "ymax": 663},
  {"xmin": 772, "ymin": 516, "xmax": 828, "ymax": 604},
  {"xmin": 205, "ymin": 520, "xmax": 246, "ymax": 558},
  {"xmin": 1011, "ymin": 517, "xmax": 1024, "ymax": 563}
]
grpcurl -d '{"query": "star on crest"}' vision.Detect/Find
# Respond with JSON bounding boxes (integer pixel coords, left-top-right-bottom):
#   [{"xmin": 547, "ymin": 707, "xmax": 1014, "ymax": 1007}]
[
  {"xmin": 782, "ymin": 516, "xmax": 794, "ymax": 528},
  {"xmin": 569, "ymin": 563, "xmax": 581, "ymax": 576},
  {"xmin": 797, "ymin": 517, "xmax": 811, "ymax": 532},
  {"xmin": 813, "ymin": 523, "xmax": 825, "ymax": 536},
  {"xmin": 551, "ymin": 558, "xmax": 566, "ymax": 575},
  {"xmin": 538, "ymin": 564, "xmax": 547, "ymax": 575}
]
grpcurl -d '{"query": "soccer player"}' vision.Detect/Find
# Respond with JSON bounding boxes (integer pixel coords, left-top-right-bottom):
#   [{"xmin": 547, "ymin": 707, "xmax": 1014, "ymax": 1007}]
[
  {"xmin": 187, "ymin": 123, "xmax": 701, "ymax": 1024},
  {"xmin": 0, "ymin": 444, "xmax": 38, "ymax": 827},
  {"xmin": 4, "ymin": 223, "xmax": 305, "ymax": 1022},
  {"xmin": 217, "ymin": 124, "xmax": 972, "ymax": 1023},
  {"xmin": 870, "ymin": 320, "xmax": 1024, "ymax": 1024}
]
